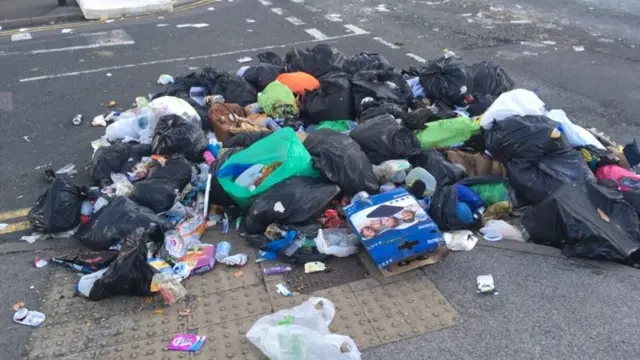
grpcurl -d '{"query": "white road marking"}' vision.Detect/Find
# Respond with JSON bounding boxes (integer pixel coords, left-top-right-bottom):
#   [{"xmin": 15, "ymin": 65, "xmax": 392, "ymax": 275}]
[
  {"xmin": 343, "ymin": 24, "xmax": 369, "ymax": 35},
  {"xmin": 3, "ymin": 29, "xmax": 135, "ymax": 56},
  {"xmin": 20, "ymin": 32, "xmax": 369, "ymax": 83},
  {"xmin": 406, "ymin": 53, "xmax": 426, "ymax": 63},
  {"xmin": 285, "ymin": 16, "xmax": 305, "ymax": 25},
  {"xmin": 258, "ymin": 0, "xmax": 272, "ymax": 5},
  {"xmin": 373, "ymin": 36, "xmax": 399, "ymax": 49},
  {"xmin": 270, "ymin": 8, "xmax": 284, "ymax": 15},
  {"xmin": 305, "ymin": 28, "xmax": 329, "ymax": 40},
  {"xmin": 325, "ymin": 14, "xmax": 343, "ymax": 22}
]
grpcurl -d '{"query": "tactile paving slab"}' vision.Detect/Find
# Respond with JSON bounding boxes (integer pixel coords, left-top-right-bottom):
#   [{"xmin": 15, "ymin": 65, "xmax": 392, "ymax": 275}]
[
  {"xmin": 188, "ymin": 284, "xmax": 272, "ymax": 330},
  {"xmin": 283, "ymin": 255, "xmax": 369, "ymax": 294},
  {"xmin": 191, "ymin": 315, "xmax": 267, "ymax": 360},
  {"xmin": 354, "ymin": 275, "xmax": 459, "ymax": 344},
  {"xmin": 94, "ymin": 334, "xmax": 188, "ymax": 360}
]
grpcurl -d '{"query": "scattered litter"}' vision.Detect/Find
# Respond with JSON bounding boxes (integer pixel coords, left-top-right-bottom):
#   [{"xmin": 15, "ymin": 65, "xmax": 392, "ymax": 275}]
[
  {"xmin": 263, "ymin": 265, "xmax": 292, "ymax": 275},
  {"xmin": 207, "ymin": 7, "xmax": 215, "ymax": 11},
  {"xmin": 443, "ymin": 230, "xmax": 478, "ymax": 251},
  {"xmin": 276, "ymin": 283, "xmax": 292, "ymax": 296},
  {"xmin": 477, "ymin": 274, "xmax": 496, "ymax": 294},
  {"xmin": 23, "ymin": 136, "xmax": 30, "ymax": 143},
  {"xmin": 61, "ymin": 28, "xmax": 72, "ymax": 34},
  {"xmin": 304, "ymin": 261, "xmax": 326, "ymax": 273},
  {"xmin": 0, "ymin": 223, "xmax": 7, "ymax": 231},
  {"xmin": 107, "ymin": 100, "xmax": 116, "ymax": 107},
  {"xmin": 92, "ymin": 115, "xmax": 107, "ymax": 127},
  {"xmin": 573, "ymin": 46, "xmax": 585, "ymax": 52},
  {"xmin": 157, "ymin": 74, "xmax": 174, "ymax": 85},
  {"xmin": 233, "ymin": 270, "xmax": 243, "ymax": 278},
  {"xmin": 246, "ymin": 18, "xmax": 256, "ymax": 23},
  {"xmin": 105, "ymin": 19, "xmax": 115, "ymax": 23},
  {"xmin": 168, "ymin": 334, "xmax": 207, "ymax": 352},
  {"xmin": 72, "ymin": 114, "xmax": 83, "ymax": 125},
  {"xmin": 157, "ymin": 24, "xmax": 169, "ymax": 27},
  {"xmin": 178, "ymin": 309, "xmax": 191, "ymax": 317},
  {"xmin": 375, "ymin": 4, "xmax": 390, "ymax": 12},
  {"xmin": 510, "ymin": 19, "xmax": 532, "ymax": 24},
  {"xmin": 237, "ymin": 56, "xmax": 252, "ymax": 63},
  {"xmin": 34, "ymin": 256, "xmax": 48, "ymax": 268},
  {"xmin": 12, "ymin": 302, "xmax": 24, "ymax": 311},
  {"xmin": 13, "ymin": 308, "xmax": 45, "ymax": 327},
  {"xmin": 105, "ymin": 73, "xmax": 112, "ymax": 77},
  {"xmin": 55, "ymin": 163, "xmax": 77, "ymax": 176}
]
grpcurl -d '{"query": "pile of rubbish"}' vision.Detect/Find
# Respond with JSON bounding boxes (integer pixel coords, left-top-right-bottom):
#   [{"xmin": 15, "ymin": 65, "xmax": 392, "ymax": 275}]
[{"xmin": 24, "ymin": 44, "xmax": 640, "ymax": 355}]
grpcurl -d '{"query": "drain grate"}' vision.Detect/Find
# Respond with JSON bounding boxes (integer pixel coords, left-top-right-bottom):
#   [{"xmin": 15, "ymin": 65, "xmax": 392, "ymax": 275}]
[{"xmin": 283, "ymin": 255, "xmax": 369, "ymax": 294}]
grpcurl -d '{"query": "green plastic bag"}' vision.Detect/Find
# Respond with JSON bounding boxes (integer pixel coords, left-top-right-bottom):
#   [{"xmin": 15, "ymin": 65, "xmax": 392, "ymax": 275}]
[
  {"xmin": 469, "ymin": 183, "xmax": 509, "ymax": 206},
  {"xmin": 258, "ymin": 81, "xmax": 299, "ymax": 118},
  {"xmin": 415, "ymin": 116, "xmax": 481, "ymax": 148},
  {"xmin": 315, "ymin": 120, "xmax": 355, "ymax": 133},
  {"xmin": 217, "ymin": 128, "xmax": 319, "ymax": 207}
]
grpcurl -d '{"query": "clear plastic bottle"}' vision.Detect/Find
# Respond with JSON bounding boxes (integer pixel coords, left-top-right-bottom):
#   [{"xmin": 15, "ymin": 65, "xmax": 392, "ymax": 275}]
[{"xmin": 406, "ymin": 167, "xmax": 437, "ymax": 197}]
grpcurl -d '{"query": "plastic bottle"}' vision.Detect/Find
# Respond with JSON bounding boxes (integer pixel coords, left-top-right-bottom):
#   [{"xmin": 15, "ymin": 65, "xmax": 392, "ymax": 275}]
[
  {"xmin": 80, "ymin": 200, "xmax": 93, "ymax": 224},
  {"xmin": 234, "ymin": 164, "xmax": 265, "ymax": 188},
  {"xmin": 203, "ymin": 151, "xmax": 215, "ymax": 165},
  {"xmin": 263, "ymin": 266, "xmax": 292, "ymax": 275},
  {"xmin": 406, "ymin": 167, "xmax": 437, "ymax": 197},
  {"xmin": 215, "ymin": 241, "xmax": 231, "ymax": 262}
]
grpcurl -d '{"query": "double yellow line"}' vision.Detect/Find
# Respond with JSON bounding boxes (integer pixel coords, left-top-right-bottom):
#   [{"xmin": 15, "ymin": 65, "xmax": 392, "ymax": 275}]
[{"xmin": 0, "ymin": 208, "xmax": 31, "ymax": 235}]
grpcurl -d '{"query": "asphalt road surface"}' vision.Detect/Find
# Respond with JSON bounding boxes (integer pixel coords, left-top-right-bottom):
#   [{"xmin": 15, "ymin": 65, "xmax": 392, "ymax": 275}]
[{"xmin": 0, "ymin": 0, "xmax": 639, "ymax": 359}]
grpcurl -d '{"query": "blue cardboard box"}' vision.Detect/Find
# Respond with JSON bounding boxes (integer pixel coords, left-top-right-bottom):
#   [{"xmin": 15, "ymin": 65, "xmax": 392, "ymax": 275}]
[{"xmin": 344, "ymin": 188, "xmax": 443, "ymax": 269}]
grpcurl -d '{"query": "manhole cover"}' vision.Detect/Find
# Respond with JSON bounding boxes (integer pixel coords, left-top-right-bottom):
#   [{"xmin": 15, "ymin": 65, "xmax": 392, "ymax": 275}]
[{"xmin": 283, "ymin": 255, "xmax": 368, "ymax": 294}]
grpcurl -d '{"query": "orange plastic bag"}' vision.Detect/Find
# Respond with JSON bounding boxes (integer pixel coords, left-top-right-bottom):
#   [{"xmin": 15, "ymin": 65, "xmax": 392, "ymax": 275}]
[{"xmin": 276, "ymin": 72, "xmax": 320, "ymax": 95}]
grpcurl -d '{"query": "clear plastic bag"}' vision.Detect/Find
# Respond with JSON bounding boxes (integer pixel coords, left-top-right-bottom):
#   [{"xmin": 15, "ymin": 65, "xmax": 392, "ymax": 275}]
[
  {"xmin": 480, "ymin": 220, "xmax": 525, "ymax": 242},
  {"xmin": 152, "ymin": 273, "xmax": 188, "ymax": 305},
  {"xmin": 247, "ymin": 297, "xmax": 361, "ymax": 360},
  {"xmin": 314, "ymin": 229, "xmax": 360, "ymax": 257}
]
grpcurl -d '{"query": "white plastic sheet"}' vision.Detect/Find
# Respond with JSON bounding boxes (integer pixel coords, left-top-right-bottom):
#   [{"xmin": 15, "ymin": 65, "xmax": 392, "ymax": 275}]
[{"xmin": 247, "ymin": 297, "xmax": 361, "ymax": 360}]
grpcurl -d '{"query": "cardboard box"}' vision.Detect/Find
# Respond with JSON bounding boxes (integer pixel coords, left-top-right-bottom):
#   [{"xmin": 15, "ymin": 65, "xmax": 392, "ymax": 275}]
[{"xmin": 345, "ymin": 188, "xmax": 444, "ymax": 269}]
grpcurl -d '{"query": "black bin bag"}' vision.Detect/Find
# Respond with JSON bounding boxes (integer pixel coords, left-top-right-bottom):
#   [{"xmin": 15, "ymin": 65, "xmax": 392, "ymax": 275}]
[
  {"xmin": 343, "ymin": 53, "xmax": 391, "ymax": 74},
  {"xmin": 419, "ymin": 55, "xmax": 469, "ymax": 106},
  {"xmin": 130, "ymin": 156, "xmax": 193, "ymax": 213},
  {"xmin": 484, "ymin": 115, "xmax": 570, "ymax": 162},
  {"xmin": 88, "ymin": 226, "xmax": 163, "ymax": 301},
  {"xmin": 299, "ymin": 72, "xmax": 354, "ymax": 125},
  {"xmin": 467, "ymin": 61, "xmax": 514, "ymax": 97},
  {"xmin": 285, "ymin": 44, "xmax": 346, "ymax": 78},
  {"xmin": 506, "ymin": 149, "xmax": 594, "ymax": 205},
  {"xmin": 352, "ymin": 70, "xmax": 413, "ymax": 112},
  {"xmin": 244, "ymin": 177, "xmax": 341, "ymax": 234},
  {"xmin": 224, "ymin": 131, "xmax": 272, "ymax": 149},
  {"xmin": 304, "ymin": 129, "xmax": 379, "ymax": 195},
  {"xmin": 91, "ymin": 143, "xmax": 151, "ymax": 186},
  {"xmin": 76, "ymin": 196, "xmax": 170, "ymax": 251},
  {"xmin": 28, "ymin": 175, "xmax": 87, "ymax": 233},
  {"xmin": 359, "ymin": 101, "xmax": 407, "ymax": 123},
  {"xmin": 428, "ymin": 185, "xmax": 480, "ymax": 231},
  {"xmin": 241, "ymin": 64, "xmax": 284, "ymax": 92},
  {"xmin": 151, "ymin": 115, "xmax": 208, "ymax": 162},
  {"xmin": 209, "ymin": 148, "xmax": 243, "ymax": 208},
  {"xmin": 349, "ymin": 114, "xmax": 421, "ymax": 165},
  {"xmin": 409, "ymin": 150, "xmax": 465, "ymax": 187},
  {"xmin": 200, "ymin": 67, "xmax": 257, "ymax": 106},
  {"xmin": 522, "ymin": 181, "xmax": 640, "ymax": 264}
]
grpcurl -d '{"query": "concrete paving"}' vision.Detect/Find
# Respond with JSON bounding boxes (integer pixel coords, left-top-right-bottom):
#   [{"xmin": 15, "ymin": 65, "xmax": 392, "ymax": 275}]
[{"xmin": 0, "ymin": 0, "xmax": 639, "ymax": 359}]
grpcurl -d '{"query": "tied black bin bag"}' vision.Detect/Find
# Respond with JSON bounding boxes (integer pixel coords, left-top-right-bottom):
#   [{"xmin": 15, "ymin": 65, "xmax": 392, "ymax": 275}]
[
  {"xmin": 484, "ymin": 115, "xmax": 570, "ymax": 162},
  {"xmin": 91, "ymin": 143, "xmax": 151, "ymax": 186},
  {"xmin": 523, "ymin": 181, "xmax": 640, "ymax": 264},
  {"xmin": 151, "ymin": 115, "xmax": 208, "ymax": 162},
  {"xmin": 77, "ymin": 196, "xmax": 170, "ymax": 251},
  {"xmin": 241, "ymin": 64, "xmax": 284, "ymax": 92},
  {"xmin": 304, "ymin": 129, "xmax": 379, "ymax": 195},
  {"xmin": 352, "ymin": 70, "xmax": 414, "ymax": 112},
  {"xmin": 88, "ymin": 227, "xmax": 162, "ymax": 301},
  {"xmin": 257, "ymin": 51, "xmax": 285, "ymax": 66},
  {"xmin": 28, "ymin": 175, "xmax": 87, "ymax": 233},
  {"xmin": 299, "ymin": 72, "xmax": 354, "ymax": 125},
  {"xmin": 130, "ymin": 156, "xmax": 193, "ymax": 213},
  {"xmin": 359, "ymin": 101, "xmax": 407, "ymax": 123},
  {"xmin": 244, "ymin": 177, "xmax": 341, "ymax": 234},
  {"xmin": 506, "ymin": 149, "xmax": 594, "ymax": 205},
  {"xmin": 285, "ymin": 44, "xmax": 346, "ymax": 78},
  {"xmin": 200, "ymin": 67, "xmax": 257, "ymax": 106},
  {"xmin": 350, "ymin": 114, "xmax": 421, "ymax": 165},
  {"xmin": 419, "ymin": 54, "xmax": 469, "ymax": 106},
  {"xmin": 343, "ymin": 53, "xmax": 392, "ymax": 74},
  {"xmin": 467, "ymin": 61, "xmax": 514, "ymax": 97}
]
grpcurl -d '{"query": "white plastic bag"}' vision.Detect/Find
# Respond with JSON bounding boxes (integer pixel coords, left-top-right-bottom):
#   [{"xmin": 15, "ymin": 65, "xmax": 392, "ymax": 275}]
[
  {"xmin": 480, "ymin": 220, "xmax": 525, "ymax": 242},
  {"xmin": 480, "ymin": 89, "xmax": 546, "ymax": 129},
  {"xmin": 147, "ymin": 96, "xmax": 201, "ymax": 130},
  {"xmin": 315, "ymin": 229, "xmax": 360, "ymax": 257},
  {"xmin": 443, "ymin": 230, "xmax": 478, "ymax": 251},
  {"xmin": 546, "ymin": 109, "xmax": 605, "ymax": 149},
  {"xmin": 247, "ymin": 297, "xmax": 361, "ymax": 360}
]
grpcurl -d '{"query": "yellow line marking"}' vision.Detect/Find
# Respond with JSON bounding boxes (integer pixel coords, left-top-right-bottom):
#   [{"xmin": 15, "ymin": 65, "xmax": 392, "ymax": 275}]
[
  {"xmin": 0, "ymin": 220, "xmax": 30, "ymax": 234},
  {"xmin": 0, "ymin": 208, "xmax": 30, "ymax": 221},
  {"xmin": 0, "ymin": 0, "xmax": 217, "ymax": 35}
]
